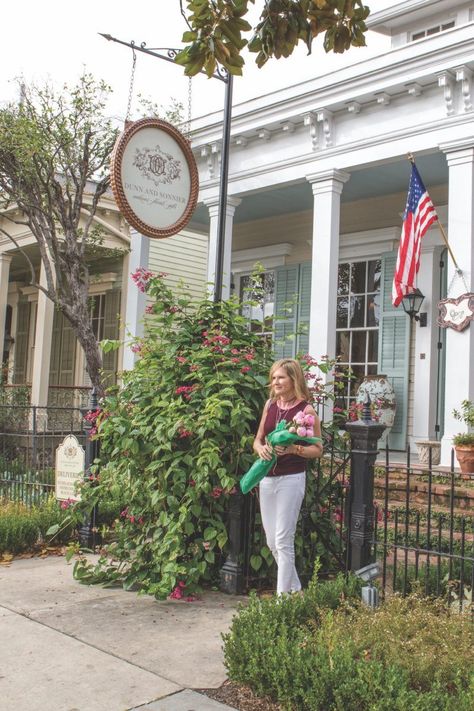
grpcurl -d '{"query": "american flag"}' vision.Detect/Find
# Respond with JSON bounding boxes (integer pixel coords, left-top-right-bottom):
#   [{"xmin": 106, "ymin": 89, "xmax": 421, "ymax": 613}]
[{"xmin": 392, "ymin": 163, "xmax": 438, "ymax": 307}]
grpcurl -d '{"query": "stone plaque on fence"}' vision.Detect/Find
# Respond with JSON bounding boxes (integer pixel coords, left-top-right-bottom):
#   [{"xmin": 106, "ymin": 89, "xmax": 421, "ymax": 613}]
[{"xmin": 55, "ymin": 434, "xmax": 85, "ymax": 501}]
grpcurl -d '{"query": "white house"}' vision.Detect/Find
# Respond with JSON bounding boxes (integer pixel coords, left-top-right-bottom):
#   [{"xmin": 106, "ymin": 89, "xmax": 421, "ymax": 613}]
[{"xmin": 183, "ymin": 0, "xmax": 474, "ymax": 464}]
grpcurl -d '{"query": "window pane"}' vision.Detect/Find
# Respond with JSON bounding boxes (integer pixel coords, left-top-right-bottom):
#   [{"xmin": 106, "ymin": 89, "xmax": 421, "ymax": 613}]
[
  {"xmin": 350, "ymin": 296, "xmax": 365, "ymax": 327},
  {"xmin": 336, "ymin": 331, "xmax": 350, "ymax": 363},
  {"xmin": 338, "ymin": 263, "xmax": 350, "ymax": 295},
  {"xmin": 368, "ymin": 331, "xmax": 379, "ymax": 362},
  {"xmin": 349, "ymin": 365, "xmax": 365, "ymax": 395},
  {"xmin": 351, "ymin": 262, "xmax": 366, "ymax": 294},
  {"xmin": 367, "ymin": 260, "xmax": 381, "ymax": 292},
  {"xmin": 367, "ymin": 364, "xmax": 378, "ymax": 375},
  {"xmin": 351, "ymin": 331, "xmax": 366, "ymax": 363},
  {"xmin": 367, "ymin": 294, "xmax": 380, "ymax": 327},
  {"xmin": 337, "ymin": 297, "xmax": 348, "ymax": 328}
]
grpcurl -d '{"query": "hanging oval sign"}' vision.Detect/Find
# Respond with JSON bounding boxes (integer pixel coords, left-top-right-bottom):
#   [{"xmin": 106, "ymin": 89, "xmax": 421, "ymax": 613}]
[{"xmin": 110, "ymin": 118, "xmax": 199, "ymax": 239}]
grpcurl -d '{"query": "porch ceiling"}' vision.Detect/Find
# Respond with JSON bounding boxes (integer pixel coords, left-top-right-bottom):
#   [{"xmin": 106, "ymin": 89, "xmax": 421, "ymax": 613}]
[{"xmin": 190, "ymin": 152, "xmax": 448, "ymax": 229}]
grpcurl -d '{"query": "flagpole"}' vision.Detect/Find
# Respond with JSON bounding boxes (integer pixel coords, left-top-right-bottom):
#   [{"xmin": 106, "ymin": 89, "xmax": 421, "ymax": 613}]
[{"xmin": 406, "ymin": 152, "xmax": 460, "ymax": 271}]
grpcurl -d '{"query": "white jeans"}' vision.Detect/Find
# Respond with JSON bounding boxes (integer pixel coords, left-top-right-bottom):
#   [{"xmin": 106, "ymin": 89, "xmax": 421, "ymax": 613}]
[{"xmin": 259, "ymin": 472, "xmax": 306, "ymax": 594}]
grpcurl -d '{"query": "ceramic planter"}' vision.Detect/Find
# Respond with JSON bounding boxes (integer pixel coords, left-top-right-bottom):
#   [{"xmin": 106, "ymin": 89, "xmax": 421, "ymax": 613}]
[
  {"xmin": 454, "ymin": 444, "xmax": 474, "ymax": 476},
  {"xmin": 415, "ymin": 440, "xmax": 441, "ymax": 466}
]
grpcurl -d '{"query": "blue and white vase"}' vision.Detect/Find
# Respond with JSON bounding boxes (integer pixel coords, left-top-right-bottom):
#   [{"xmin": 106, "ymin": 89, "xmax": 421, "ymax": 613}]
[{"xmin": 356, "ymin": 374, "xmax": 396, "ymax": 442}]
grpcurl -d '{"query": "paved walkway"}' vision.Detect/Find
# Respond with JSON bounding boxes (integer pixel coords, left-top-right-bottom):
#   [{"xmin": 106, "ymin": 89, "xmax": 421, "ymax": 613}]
[{"xmin": 0, "ymin": 556, "xmax": 242, "ymax": 711}]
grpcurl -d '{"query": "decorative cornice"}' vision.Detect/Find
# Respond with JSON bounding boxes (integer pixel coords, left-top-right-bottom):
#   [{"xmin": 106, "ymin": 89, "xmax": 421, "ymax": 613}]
[{"xmin": 190, "ymin": 25, "xmax": 474, "ymax": 145}]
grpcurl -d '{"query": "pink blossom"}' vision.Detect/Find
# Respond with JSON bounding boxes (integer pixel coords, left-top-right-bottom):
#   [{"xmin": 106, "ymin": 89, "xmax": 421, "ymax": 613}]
[
  {"xmin": 288, "ymin": 426, "xmax": 296, "ymax": 433},
  {"xmin": 189, "ymin": 479, "xmax": 196, "ymax": 487},
  {"xmin": 305, "ymin": 428, "xmax": 314, "ymax": 437},
  {"xmin": 211, "ymin": 487, "xmax": 223, "ymax": 499},
  {"xmin": 231, "ymin": 348, "xmax": 240, "ymax": 355},
  {"xmin": 145, "ymin": 304, "xmax": 154, "ymax": 314},
  {"xmin": 304, "ymin": 414, "xmax": 315, "ymax": 426},
  {"xmin": 131, "ymin": 267, "xmax": 153, "ymax": 292},
  {"xmin": 244, "ymin": 353, "xmax": 254, "ymax": 361},
  {"xmin": 231, "ymin": 358, "xmax": 240, "ymax": 364},
  {"xmin": 189, "ymin": 364, "xmax": 199, "ymax": 372},
  {"xmin": 177, "ymin": 356, "xmax": 187, "ymax": 364},
  {"xmin": 157, "ymin": 271, "xmax": 169, "ymax": 278},
  {"xmin": 241, "ymin": 366, "xmax": 251, "ymax": 374},
  {"xmin": 131, "ymin": 343, "xmax": 142, "ymax": 354},
  {"xmin": 293, "ymin": 411, "xmax": 305, "ymax": 424},
  {"xmin": 60, "ymin": 498, "xmax": 75, "ymax": 510},
  {"xmin": 178, "ymin": 580, "xmax": 186, "ymax": 588},
  {"xmin": 296, "ymin": 426, "xmax": 306, "ymax": 437}
]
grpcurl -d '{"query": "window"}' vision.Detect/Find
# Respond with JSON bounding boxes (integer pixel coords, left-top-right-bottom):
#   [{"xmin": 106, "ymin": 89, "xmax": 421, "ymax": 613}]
[
  {"xmin": 90, "ymin": 294, "xmax": 106, "ymax": 341},
  {"xmin": 335, "ymin": 259, "xmax": 381, "ymax": 410},
  {"xmin": 412, "ymin": 21, "xmax": 455, "ymax": 41},
  {"xmin": 240, "ymin": 271, "xmax": 275, "ymax": 344}
]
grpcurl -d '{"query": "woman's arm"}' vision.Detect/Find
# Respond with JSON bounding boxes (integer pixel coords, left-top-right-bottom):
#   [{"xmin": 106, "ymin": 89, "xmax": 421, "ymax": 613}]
[{"xmin": 253, "ymin": 400, "xmax": 274, "ymax": 461}]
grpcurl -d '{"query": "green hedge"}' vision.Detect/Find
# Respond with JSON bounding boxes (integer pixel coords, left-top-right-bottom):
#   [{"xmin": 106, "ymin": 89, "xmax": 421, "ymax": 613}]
[
  {"xmin": 0, "ymin": 498, "xmax": 73, "ymax": 554},
  {"xmin": 223, "ymin": 567, "xmax": 474, "ymax": 711}
]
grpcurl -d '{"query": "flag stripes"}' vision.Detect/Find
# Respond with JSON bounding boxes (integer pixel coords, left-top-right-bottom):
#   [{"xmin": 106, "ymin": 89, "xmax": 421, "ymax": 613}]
[{"xmin": 392, "ymin": 164, "xmax": 438, "ymax": 307}]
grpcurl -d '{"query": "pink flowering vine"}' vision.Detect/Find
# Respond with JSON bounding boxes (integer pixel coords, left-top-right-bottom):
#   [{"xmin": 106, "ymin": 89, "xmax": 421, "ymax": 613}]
[{"xmin": 131, "ymin": 267, "xmax": 153, "ymax": 293}]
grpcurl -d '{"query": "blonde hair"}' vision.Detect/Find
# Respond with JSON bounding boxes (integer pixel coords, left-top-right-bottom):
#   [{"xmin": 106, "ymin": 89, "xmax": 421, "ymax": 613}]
[{"xmin": 269, "ymin": 358, "xmax": 311, "ymax": 402}]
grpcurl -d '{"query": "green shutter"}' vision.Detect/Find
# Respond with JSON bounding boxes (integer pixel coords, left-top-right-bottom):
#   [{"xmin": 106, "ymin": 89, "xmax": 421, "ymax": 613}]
[
  {"xmin": 274, "ymin": 266, "xmax": 299, "ymax": 359},
  {"xmin": 49, "ymin": 311, "xmax": 76, "ymax": 387},
  {"xmin": 13, "ymin": 302, "xmax": 31, "ymax": 384},
  {"xmin": 273, "ymin": 263, "xmax": 312, "ymax": 359},
  {"xmin": 378, "ymin": 253, "xmax": 411, "ymax": 450},
  {"xmin": 296, "ymin": 262, "xmax": 311, "ymax": 356},
  {"xmin": 102, "ymin": 290, "xmax": 121, "ymax": 386}
]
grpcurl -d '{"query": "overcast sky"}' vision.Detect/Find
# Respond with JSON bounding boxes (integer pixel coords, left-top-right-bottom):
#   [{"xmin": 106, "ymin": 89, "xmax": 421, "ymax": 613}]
[{"xmin": 1, "ymin": 0, "xmax": 393, "ymax": 123}]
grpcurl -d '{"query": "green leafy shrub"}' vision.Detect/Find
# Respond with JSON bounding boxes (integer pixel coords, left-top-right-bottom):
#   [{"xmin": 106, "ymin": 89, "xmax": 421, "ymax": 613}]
[
  {"xmin": 72, "ymin": 272, "xmax": 345, "ymax": 598},
  {"xmin": 224, "ymin": 571, "xmax": 474, "ymax": 711},
  {"xmin": 0, "ymin": 497, "xmax": 73, "ymax": 554}
]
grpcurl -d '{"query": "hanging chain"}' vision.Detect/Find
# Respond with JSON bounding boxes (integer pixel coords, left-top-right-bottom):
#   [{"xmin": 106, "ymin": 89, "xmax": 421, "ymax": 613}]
[
  {"xmin": 185, "ymin": 76, "xmax": 192, "ymax": 139},
  {"xmin": 447, "ymin": 268, "xmax": 469, "ymax": 297},
  {"xmin": 125, "ymin": 47, "xmax": 137, "ymax": 123}
]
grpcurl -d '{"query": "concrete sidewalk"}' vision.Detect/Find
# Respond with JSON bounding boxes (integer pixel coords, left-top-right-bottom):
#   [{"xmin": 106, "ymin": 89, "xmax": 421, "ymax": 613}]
[{"xmin": 0, "ymin": 556, "xmax": 242, "ymax": 711}]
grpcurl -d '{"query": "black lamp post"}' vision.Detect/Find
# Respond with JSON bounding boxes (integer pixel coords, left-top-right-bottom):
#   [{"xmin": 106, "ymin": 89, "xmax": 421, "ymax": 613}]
[
  {"xmin": 401, "ymin": 288, "xmax": 427, "ymax": 326},
  {"xmin": 99, "ymin": 34, "xmax": 233, "ymax": 304}
]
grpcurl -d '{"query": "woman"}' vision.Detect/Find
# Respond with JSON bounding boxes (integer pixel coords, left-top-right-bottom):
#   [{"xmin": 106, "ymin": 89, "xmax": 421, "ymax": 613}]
[{"xmin": 253, "ymin": 358, "xmax": 323, "ymax": 595}]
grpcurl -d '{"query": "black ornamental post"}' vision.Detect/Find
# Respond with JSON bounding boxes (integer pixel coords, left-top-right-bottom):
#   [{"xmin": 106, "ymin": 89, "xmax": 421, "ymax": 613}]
[
  {"xmin": 78, "ymin": 388, "xmax": 100, "ymax": 549},
  {"xmin": 345, "ymin": 395, "xmax": 386, "ymax": 572},
  {"xmin": 220, "ymin": 490, "xmax": 245, "ymax": 594}
]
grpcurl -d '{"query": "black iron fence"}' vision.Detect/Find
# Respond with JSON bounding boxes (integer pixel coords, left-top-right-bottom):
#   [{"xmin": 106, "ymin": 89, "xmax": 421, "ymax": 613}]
[
  {"xmin": 374, "ymin": 446, "xmax": 474, "ymax": 613},
  {"xmin": 0, "ymin": 405, "xmax": 87, "ymax": 507}
]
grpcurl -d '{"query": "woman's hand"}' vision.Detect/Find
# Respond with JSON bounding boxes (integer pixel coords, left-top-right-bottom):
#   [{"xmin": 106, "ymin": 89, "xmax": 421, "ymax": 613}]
[
  {"xmin": 255, "ymin": 441, "xmax": 274, "ymax": 461},
  {"xmin": 274, "ymin": 445, "xmax": 289, "ymax": 456}
]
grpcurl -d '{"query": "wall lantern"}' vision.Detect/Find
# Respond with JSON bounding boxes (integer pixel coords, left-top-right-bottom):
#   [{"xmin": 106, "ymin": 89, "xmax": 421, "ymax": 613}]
[{"xmin": 401, "ymin": 288, "xmax": 427, "ymax": 326}]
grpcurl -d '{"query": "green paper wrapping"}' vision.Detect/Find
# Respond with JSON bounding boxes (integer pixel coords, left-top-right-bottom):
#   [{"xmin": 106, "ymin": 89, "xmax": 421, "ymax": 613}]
[{"xmin": 240, "ymin": 421, "xmax": 323, "ymax": 494}]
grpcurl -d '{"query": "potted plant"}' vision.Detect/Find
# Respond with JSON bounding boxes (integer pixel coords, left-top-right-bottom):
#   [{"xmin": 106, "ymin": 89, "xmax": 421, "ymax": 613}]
[{"xmin": 452, "ymin": 400, "xmax": 474, "ymax": 476}]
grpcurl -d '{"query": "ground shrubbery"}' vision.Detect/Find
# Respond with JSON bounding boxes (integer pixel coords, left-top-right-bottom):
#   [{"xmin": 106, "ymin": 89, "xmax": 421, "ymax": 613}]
[
  {"xmin": 0, "ymin": 497, "xmax": 72, "ymax": 554},
  {"xmin": 223, "ymin": 566, "xmax": 474, "ymax": 711}
]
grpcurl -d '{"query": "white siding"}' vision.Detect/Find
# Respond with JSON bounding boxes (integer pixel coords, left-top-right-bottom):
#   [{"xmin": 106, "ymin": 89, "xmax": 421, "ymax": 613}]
[{"xmin": 147, "ymin": 229, "xmax": 208, "ymax": 302}]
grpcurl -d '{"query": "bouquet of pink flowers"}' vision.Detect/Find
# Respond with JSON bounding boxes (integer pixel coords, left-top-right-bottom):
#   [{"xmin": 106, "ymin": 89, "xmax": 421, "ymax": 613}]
[{"xmin": 240, "ymin": 412, "xmax": 322, "ymax": 494}]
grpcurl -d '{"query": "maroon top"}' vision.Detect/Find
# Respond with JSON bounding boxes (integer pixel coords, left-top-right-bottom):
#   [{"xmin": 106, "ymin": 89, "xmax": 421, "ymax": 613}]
[{"xmin": 263, "ymin": 400, "xmax": 310, "ymax": 477}]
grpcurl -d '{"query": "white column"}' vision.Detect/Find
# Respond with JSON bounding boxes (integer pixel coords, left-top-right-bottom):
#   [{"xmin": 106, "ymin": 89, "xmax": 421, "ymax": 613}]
[
  {"xmin": 204, "ymin": 196, "xmax": 241, "ymax": 300},
  {"xmin": 411, "ymin": 245, "xmax": 443, "ymax": 446},
  {"xmin": 122, "ymin": 229, "xmax": 150, "ymax": 371},
  {"xmin": 30, "ymin": 261, "xmax": 55, "ymax": 407},
  {"xmin": 439, "ymin": 142, "xmax": 474, "ymax": 465},
  {"xmin": 306, "ymin": 170, "xmax": 350, "ymax": 366},
  {"xmin": 0, "ymin": 254, "xmax": 12, "ymax": 369}
]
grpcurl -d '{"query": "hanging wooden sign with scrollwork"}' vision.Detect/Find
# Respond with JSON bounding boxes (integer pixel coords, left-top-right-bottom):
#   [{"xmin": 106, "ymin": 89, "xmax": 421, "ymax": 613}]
[
  {"xmin": 110, "ymin": 118, "xmax": 199, "ymax": 239},
  {"xmin": 437, "ymin": 293, "xmax": 474, "ymax": 332}
]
